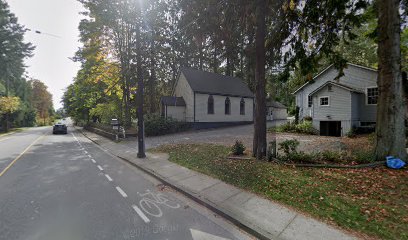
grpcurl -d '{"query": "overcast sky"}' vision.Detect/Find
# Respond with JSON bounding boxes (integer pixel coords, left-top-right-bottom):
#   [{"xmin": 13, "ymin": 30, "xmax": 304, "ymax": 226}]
[{"xmin": 7, "ymin": 0, "xmax": 84, "ymax": 109}]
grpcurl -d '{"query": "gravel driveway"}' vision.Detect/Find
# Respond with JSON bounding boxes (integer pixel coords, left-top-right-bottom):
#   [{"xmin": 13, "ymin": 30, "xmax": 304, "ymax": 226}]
[{"xmin": 121, "ymin": 120, "xmax": 344, "ymax": 154}]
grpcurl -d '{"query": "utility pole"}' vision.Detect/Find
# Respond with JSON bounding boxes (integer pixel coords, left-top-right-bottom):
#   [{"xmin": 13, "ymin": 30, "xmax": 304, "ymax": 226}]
[{"xmin": 136, "ymin": 8, "xmax": 146, "ymax": 158}]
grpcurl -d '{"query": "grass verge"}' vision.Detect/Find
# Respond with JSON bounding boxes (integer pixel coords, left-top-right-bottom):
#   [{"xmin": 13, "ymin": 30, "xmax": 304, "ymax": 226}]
[
  {"xmin": 153, "ymin": 143, "xmax": 408, "ymax": 240},
  {"xmin": 0, "ymin": 128, "xmax": 24, "ymax": 137}
]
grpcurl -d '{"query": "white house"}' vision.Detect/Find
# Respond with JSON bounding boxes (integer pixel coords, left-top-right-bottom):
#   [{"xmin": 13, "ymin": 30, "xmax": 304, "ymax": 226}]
[
  {"xmin": 266, "ymin": 100, "xmax": 288, "ymax": 120},
  {"xmin": 161, "ymin": 68, "xmax": 254, "ymax": 128},
  {"xmin": 293, "ymin": 63, "xmax": 378, "ymax": 137}
]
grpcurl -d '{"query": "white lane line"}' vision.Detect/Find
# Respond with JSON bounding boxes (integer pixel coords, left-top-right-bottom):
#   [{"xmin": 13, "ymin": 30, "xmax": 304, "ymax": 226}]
[
  {"xmin": 84, "ymin": 151, "xmax": 88, "ymax": 154},
  {"xmin": 105, "ymin": 174, "xmax": 113, "ymax": 182},
  {"xmin": 116, "ymin": 186, "xmax": 127, "ymax": 198},
  {"xmin": 87, "ymin": 154, "xmax": 92, "ymax": 158},
  {"xmin": 91, "ymin": 159, "xmax": 96, "ymax": 164},
  {"xmin": 97, "ymin": 165, "xmax": 104, "ymax": 171},
  {"xmin": 132, "ymin": 205, "xmax": 150, "ymax": 223}
]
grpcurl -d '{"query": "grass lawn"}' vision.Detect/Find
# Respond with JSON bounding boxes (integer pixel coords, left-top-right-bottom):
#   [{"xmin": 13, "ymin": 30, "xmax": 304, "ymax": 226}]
[
  {"xmin": 153, "ymin": 143, "xmax": 408, "ymax": 240},
  {"xmin": 0, "ymin": 128, "xmax": 24, "ymax": 137}
]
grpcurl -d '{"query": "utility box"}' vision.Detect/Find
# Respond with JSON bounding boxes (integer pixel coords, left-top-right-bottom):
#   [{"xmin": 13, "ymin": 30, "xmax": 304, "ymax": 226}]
[{"xmin": 111, "ymin": 118, "xmax": 119, "ymax": 130}]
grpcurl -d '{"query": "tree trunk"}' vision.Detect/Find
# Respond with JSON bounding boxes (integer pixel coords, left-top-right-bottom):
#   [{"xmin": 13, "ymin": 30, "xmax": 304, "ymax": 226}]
[
  {"xmin": 252, "ymin": 0, "xmax": 267, "ymax": 160},
  {"xmin": 4, "ymin": 114, "xmax": 9, "ymax": 132},
  {"xmin": 375, "ymin": 0, "xmax": 407, "ymax": 161}
]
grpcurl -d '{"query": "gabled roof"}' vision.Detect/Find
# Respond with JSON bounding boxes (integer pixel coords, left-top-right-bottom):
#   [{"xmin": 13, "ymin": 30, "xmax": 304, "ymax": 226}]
[
  {"xmin": 161, "ymin": 96, "xmax": 186, "ymax": 106},
  {"xmin": 266, "ymin": 100, "xmax": 287, "ymax": 109},
  {"xmin": 292, "ymin": 63, "xmax": 377, "ymax": 94},
  {"xmin": 309, "ymin": 81, "xmax": 364, "ymax": 96},
  {"xmin": 180, "ymin": 68, "xmax": 254, "ymax": 98}
]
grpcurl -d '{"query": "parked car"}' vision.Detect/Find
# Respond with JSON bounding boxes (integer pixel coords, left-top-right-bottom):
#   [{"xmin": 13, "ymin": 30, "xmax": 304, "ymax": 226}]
[{"xmin": 53, "ymin": 123, "xmax": 68, "ymax": 134}]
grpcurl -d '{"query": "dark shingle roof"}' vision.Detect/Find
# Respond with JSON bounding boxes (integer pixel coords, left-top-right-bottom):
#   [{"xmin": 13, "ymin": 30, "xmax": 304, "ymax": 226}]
[
  {"xmin": 266, "ymin": 100, "xmax": 287, "ymax": 109},
  {"xmin": 180, "ymin": 68, "xmax": 254, "ymax": 98},
  {"xmin": 161, "ymin": 96, "xmax": 186, "ymax": 106}
]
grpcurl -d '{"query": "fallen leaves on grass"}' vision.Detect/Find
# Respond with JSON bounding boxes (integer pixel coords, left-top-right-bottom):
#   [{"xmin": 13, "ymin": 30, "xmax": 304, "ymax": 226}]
[{"xmin": 153, "ymin": 143, "xmax": 408, "ymax": 240}]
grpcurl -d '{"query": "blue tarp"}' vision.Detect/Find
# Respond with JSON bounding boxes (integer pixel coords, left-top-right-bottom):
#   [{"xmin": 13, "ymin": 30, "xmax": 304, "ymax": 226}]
[{"xmin": 386, "ymin": 156, "xmax": 406, "ymax": 169}]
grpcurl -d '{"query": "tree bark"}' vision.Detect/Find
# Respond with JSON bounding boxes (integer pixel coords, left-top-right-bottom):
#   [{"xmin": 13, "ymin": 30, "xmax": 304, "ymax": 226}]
[
  {"xmin": 252, "ymin": 0, "xmax": 267, "ymax": 159},
  {"xmin": 375, "ymin": 0, "xmax": 407, "ymax": 161}
]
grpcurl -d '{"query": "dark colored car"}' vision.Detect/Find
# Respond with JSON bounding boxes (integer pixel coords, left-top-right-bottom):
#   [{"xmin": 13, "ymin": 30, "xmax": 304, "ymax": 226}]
[{"xmin": 53, "ymin": 123, "xmax": 68, "ymax": 134}]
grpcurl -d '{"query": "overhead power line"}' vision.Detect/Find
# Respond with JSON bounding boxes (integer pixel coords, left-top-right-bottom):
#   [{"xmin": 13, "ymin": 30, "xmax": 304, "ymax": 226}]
[{"xmin": 27, "ymin": 28, "xmax": 62, "ymax": 38}]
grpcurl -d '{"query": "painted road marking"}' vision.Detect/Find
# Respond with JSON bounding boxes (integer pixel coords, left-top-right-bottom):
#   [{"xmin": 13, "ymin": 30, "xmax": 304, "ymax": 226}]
[
  {"xmin": 97, "ymin": 165, "xmax": 103, "ymax": 171},
  {"xmin": 132, "ymin": 205, "xmax": 150, "ymax": 223},
  {"xmin": 87, "ymin": 154, "xmax": 92, "ymax": 158},
  {"xmin": 0, "ymin": 137, "xmax": 10, "ymax": 142},
  {"xmin": 91, "ymin": 159, "xmax": 96, "ymax": 164},
  {"xmin": 0, "ymin": 134, "xmax": 45, "ymax": 177},
  {"xmin": 116, "ymin": 186, "xmax": 127, "ymax": 198},
  {"xmin": 84, "ymin": 151, "xmax": 88, "ymax": 154},
  {"xmin": 105, "ymin": 174, "xmax": 113, "ymax": 182}
]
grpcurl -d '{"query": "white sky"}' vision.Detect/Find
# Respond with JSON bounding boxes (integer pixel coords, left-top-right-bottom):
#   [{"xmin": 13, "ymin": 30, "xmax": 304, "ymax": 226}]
[{"xmin": 7, "ymin": 0, "xmax": 84, "ymax": 109}]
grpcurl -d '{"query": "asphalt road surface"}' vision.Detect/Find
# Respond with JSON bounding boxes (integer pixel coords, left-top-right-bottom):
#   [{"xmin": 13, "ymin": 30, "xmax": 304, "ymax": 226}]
[{"xmin": 0, "ymin": 125, "xmax": 252, "ymax": 240}]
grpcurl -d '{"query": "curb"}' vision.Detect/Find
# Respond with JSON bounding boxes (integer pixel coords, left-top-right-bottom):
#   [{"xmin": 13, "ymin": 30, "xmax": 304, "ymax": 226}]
[
  {"xmin": 78, "ymin": 128, "xmax": 273, "ymax": 240},
  {"xmin": 0, "ymin": 130, "xmax": 20, "ymax": 138}
]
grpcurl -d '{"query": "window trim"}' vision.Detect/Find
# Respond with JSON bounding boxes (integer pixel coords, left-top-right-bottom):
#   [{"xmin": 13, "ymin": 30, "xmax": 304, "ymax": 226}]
[
  {"xmin": 240, "ymin": 98, "xmax": 245, "ymax": 115},
  {"xmin": 225, "ymin": 97, "xmax": 231, "ymax": 115},
  {"xmin": 319, "ymin": 96, "xmax": 330, "ymax": 107},
  {"xmin": 366, "ymin": 86, "xmax": 378, "ymax": 105},
  {"xmin": 207, "ymin": 95, "xmax": 214, "ymax": 114},
  {"xmin": 308, "ymin": 95, "xmax": 313, "ymax": 108}
]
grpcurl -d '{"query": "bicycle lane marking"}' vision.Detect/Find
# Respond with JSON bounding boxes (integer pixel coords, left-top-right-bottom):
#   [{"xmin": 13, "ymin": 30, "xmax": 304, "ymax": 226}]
[
  {"xmin": 73, "ymin": 131, "xmax": 182, "ymax": 224},
  {"xmin": 116, "ymin": 186, "xmax": 128, "ymax": 198},
  {"xmin": 132, "ymin": 205, "xmax": 151, "ymax": 223}
]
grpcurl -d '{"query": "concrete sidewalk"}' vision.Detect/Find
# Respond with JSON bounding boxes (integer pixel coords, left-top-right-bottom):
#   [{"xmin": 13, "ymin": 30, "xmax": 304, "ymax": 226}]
[{"xmin": 79, "ymin": 128, "xmax": 357, "ymax": 240}]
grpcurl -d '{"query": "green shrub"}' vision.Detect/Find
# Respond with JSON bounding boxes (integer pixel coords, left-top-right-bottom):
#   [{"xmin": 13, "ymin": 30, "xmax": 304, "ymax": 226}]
[
  {"xmin": 352, "ymin": 150, "xmax": 375, "ymax": 164},
  {"xmin": 276, "ymin": 122, "xmax": 295, "ymax": 132},
  {"xmin": 303, "ymin": 116, "xmax": 313, "ymax": 121},
  {"xmin": 346, "ymin": 128, "xmax": 356, "ymax": 138},
  {"xmin": 286, "ymin": 151, "xmax": 315, "ymax": 163},
  {"xmin": 295, "ymin": 120, "xmax": 315, "ymax": 134},
  {"xmin": 231, "ymin": 140, "xmax": 245, "ymax": 155},
  {"xmin": 273, "ymin": 121, "xmax": 316, "ymax": 135},
  {"xmin": 144, "ymin": 114, "xmax": 191, "ymax": 136},
  {"xmin": 278, "ymin": 139, "xmax": 299, "ymax": 156},
  {"xmin": 320, "ymin": 150, "xmax": 344, "ymax": 163}
]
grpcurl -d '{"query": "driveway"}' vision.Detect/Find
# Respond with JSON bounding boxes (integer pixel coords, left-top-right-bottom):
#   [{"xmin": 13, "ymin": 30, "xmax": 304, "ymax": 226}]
[{"xmin": 122, "ymin": 120, "xmax": 343, "ymax": 154}]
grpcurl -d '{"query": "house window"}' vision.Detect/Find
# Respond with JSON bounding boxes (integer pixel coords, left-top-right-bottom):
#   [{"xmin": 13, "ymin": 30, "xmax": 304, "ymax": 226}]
[
  {"xmin": 225, "ymin": 97, "xmax": 231, "ymax": 115},
  {"xmin": 240, "ymin": 98, "xmax": 245, "ymax": 115},
  {"xmin": 207, "ymin": 95, "xmax": 214, "ymax": 114},
  {"xmin": 308, "ymin": 96, "xmax": 312, "ymax": 107},
  {"xmin": 320, "ymin": 96, "xmax": 329, "ymax": 106},
  {"xmin": 367, "ymin": 87, "xmax": 378, "ymax": 105}
]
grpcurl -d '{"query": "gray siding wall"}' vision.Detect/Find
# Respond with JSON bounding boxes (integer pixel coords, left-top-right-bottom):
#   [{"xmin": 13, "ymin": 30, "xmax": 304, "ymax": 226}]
[
  {"xmin": 358, "ymin": 94, "xmax": 377, "ymax": 122},
  {"xmin": 351, "ymin": 93, "xmax": 361, "ymax": 121},
  {"xmin": 165, "ymin": 106, "xmax": 185, "ymax": 121},
  {"xmin": 195, "ymin": 93, "xmax": 254, "ymax": 122},
  {"xmin": 312, "ymin": 85, "xmax": 351, "ymax": 121},
  {"xmin": 295, "ymin": 64, "xmax": 378, "ymax": 122},
  {"xmin": 267, "ymin": 107, "xmax": 287, "ymax": 120},
  {"xmin": 173, "ymin": 73, "xmax": 194, "ymax": 122}
]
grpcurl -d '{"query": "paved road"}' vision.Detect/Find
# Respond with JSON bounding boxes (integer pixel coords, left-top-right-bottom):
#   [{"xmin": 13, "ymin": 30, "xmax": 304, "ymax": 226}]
[{"xmin": 0, "ymin": 126, "xmax": 251, "ymax": 240}]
